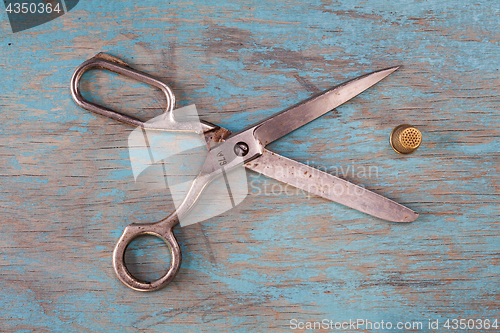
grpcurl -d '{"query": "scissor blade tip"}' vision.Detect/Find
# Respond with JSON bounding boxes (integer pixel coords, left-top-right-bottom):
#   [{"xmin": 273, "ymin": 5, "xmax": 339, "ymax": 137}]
[
  {"xmin": 370, "ymin": 65, "xmax": 401, "ymax": 81},
  {"xmin": 383, "ymin": 210, "xmax": 418, "ymax": 223},
  {"xmin": 400, "ymin": 211, "xmax": 419, "ymax": 223},
  {"xmin": 384, "ymin": 65, "xmax": 402, "ymax": 73}
]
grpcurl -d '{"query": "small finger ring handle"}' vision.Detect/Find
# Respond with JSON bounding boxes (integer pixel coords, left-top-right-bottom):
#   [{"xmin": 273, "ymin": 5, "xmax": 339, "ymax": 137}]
[{"xmin": 112, "ymin": 217, "xmax": 181, "ymax": 292}]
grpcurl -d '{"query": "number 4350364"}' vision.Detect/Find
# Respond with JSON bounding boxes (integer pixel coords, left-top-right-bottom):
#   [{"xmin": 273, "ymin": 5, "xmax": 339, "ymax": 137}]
[
  {"xmin": 5, "ymin": 2, "xmax": 62, "ymax": 14},
  {"xmin": 444, "ymin": 319, "xmax": 498, "ymax": 330}
]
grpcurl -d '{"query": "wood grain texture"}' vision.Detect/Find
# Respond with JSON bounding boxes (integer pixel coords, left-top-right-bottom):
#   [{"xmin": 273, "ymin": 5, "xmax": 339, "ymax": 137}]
[{"xmin": 1, "ymin": 0, "xmax": 499, "ymax": 332}]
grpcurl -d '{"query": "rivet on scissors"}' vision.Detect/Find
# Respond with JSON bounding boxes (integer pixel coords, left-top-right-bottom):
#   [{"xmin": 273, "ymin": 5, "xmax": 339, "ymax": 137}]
[
  {"xmin": 390, "ymin": 124, "xmax": 422, "ymax": 154},
  {"xmin": 234, "ymin": 142, "xmax": 249, "ymax": 156}
]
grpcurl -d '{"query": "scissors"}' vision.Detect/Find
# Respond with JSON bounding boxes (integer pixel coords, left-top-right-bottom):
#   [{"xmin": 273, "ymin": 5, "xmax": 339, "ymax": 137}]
[{"xmin": 71, "ymin": 53, "xmax": 418, "ymax": 292}]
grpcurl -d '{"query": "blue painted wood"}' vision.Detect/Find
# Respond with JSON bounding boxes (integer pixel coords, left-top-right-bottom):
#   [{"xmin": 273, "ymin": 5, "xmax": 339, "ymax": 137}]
[{"xmin": 1, "ymin": 0, "xmax": 499, "ymax": 331}]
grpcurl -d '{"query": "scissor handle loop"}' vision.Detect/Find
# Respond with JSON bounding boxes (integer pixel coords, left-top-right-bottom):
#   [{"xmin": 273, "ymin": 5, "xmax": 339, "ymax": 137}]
[
  {"xmin": 71, "ymin": 53, "xmax": 210, "ymax": 133},
  {"xmin": 111, "ymin": 172, "xmax": 216, "ymax": 291},
  {"xmin": 70, "ymin": 52, "xmax": 177, "ymax": 128},
  {"xmin": 112, "ymin": 215, "xmax": 181, "ymax": 292}
]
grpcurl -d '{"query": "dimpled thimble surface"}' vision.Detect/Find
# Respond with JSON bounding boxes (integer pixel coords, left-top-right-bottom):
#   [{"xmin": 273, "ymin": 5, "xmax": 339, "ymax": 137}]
[{"xmin": 390, "ymin": 125, "xmax": 422, "ymax": 154}]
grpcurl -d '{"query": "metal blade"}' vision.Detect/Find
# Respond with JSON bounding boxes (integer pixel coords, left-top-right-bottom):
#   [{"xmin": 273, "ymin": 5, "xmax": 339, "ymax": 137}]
[
  {"xmin": 253, "ymin": 66, "xmax": 400, "ymax": 146},
  {"xmin": 244, "ymin": 149, "xmax": 418, "ymax": 223}
]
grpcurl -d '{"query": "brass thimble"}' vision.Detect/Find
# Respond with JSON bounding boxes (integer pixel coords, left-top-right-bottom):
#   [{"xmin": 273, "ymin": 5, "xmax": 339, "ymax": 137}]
[{"xmin": 390, "ymin": 124, "xmax": 422, "ymax": 154}]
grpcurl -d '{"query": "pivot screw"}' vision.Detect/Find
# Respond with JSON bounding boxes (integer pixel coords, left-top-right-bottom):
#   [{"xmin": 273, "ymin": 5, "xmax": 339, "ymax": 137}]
[{"xmin": 234, "ymin": 142, "xmax": 249, "ymax": 157}]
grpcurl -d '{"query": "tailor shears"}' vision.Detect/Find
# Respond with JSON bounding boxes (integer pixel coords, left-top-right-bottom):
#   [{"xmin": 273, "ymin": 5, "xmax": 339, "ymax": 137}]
[{"xmin": 71, "ymin": 53, "xmax": 418, "ymax": 292}]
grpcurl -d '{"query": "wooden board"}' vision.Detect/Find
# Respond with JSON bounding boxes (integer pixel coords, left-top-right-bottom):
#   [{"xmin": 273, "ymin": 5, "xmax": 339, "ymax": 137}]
[{"xmin": 1, "ymin": 1, "xmax": 499, "ymax": 331}]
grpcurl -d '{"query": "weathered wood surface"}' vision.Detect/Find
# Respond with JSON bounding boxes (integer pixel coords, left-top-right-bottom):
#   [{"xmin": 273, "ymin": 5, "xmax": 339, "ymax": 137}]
[{"xmin": 1, "ymin": 1, "xmax": 499, "ymax": 332}]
